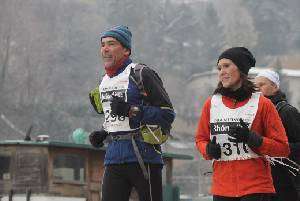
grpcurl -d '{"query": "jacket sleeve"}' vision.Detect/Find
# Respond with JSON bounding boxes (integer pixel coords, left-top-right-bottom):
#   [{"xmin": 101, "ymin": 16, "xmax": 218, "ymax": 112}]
[
  {"xmin": 139, "ymin": 67, "xmax": 175, "ymax": 130},
  {"xmin": 195, "ymin": 97, "xmax": 212, "ymax": 160},
  {"xmin": 279, "ymin": 105, "xmax": 300, "ymax": 152},
  {"xmin": 254, "ymin": 97, "xmax": 290, "ymax": 157},
  {"xmin": 279, "ymin": 104, "xmax": 300, "ymax": 159}
]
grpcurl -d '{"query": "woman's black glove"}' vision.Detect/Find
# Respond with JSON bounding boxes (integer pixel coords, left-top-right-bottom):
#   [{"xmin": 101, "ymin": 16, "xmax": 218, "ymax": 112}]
[
  {"xmin": 89, "ymin": 129, "xmax": 108, "ymax": 148},
  {"xmin": 110, "ymin": 96, "xmax": 131, "ymax": 117},
  {"xmin": 229, "ymin": 118, "xmax": 263, "ymax": 148},
  {"xmin": 206, "ymin": 136, "xmax": 221, "ymax": 159}
]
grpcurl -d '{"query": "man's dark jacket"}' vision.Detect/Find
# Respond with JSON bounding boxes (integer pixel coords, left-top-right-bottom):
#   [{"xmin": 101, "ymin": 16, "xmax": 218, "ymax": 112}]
[{"xmin": 268, "ymin": 90, "xmax": 300, "ymax": 188}]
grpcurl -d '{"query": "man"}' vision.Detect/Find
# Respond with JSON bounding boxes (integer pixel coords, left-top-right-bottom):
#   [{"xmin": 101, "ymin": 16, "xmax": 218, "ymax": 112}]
[
  {"xmin": 88, "ymin": 25, "xmax": 175, "ymax": 201},
  {"xmin": 255, "ymin": 70, "xmax": 300, "ymax": 201}
]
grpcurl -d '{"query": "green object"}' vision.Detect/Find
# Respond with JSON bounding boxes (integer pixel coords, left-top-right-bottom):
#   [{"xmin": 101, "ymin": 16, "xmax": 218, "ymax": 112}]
[
  {"xmin": 131, "ymin": 64, "xmax": 172, "ymax": 145},
  {"xmin": 72, "ymin": 128, "xmax": 88, "ymax": 144},
  {"xmin": 141, "ymin": 125, "xmax": 168, "ymax": 145},
  {"xmin": 89, "ymin": 87, "xmax": 103, "ymax": 114},
  {"xmin": 163, "ymin": 184, "xmax": 180, "ymax": 201}
]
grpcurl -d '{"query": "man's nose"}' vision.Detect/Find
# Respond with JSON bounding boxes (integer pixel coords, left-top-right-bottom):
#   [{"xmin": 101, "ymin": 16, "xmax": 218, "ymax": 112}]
[{"xmin": 102, "ymin": 44, "xmax": 109, "ymax": 52}]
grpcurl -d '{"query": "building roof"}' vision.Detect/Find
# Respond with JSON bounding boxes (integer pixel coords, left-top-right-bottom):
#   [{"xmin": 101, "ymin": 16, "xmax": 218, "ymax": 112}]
[
  {"xmin": 0, "ymin": 140, "xmax": 193, "ymax": 160},
  {"xmin": 0, "ymin": 140, "xmax": 103, "ymax": 150}
]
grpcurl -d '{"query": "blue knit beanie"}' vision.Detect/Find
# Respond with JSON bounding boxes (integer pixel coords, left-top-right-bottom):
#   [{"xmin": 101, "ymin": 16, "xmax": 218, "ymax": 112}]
[{"xmin": 101, "ymin": 25, "xmax": 132, "ymax": 50}]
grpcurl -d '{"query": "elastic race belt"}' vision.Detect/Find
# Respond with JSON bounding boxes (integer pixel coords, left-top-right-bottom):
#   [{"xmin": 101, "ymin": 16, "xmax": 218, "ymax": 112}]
[{"xmin": 108, "ymin": 132, "xmax": 143, "ymax": 141}]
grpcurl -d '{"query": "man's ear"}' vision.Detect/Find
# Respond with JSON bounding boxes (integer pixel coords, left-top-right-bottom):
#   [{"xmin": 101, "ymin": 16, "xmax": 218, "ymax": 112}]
[
  {"xmin": 271, "ymin": 82, "xmax": 278, "ymax": 89},
  {"xmin": 271, "ymin": 82, "xmax": 279, "ymax": 93},
  {"xmin": 124, "ymin": 48, "xmax": 131, "ymax": 57}
]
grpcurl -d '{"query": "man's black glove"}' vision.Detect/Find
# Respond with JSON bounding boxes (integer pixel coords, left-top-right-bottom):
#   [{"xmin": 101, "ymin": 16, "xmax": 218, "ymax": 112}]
[
  {"xmin": 206, "ymin": 136, "xmax": 221, "ymax": 159},
  {"xmin": 89, "ymin": 130, "xmax": 108, "ymax": 148},
  {"xmin": 110, "ymin": 96, "xmax": 131, "ymax": 117},
  {"xmin": 228, "ymin": 118, "xmax": 263, "ymax": 148}
]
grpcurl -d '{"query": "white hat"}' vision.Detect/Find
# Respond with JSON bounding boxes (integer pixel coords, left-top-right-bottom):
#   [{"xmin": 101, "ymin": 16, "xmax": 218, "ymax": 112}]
[{"xmin": 256, "ymin": 70, "xmax": 280, "ymax": 87}]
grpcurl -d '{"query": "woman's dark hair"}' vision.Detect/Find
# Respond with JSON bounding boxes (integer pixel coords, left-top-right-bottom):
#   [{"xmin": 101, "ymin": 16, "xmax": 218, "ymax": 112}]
[{"xmin": 213, "ymin": 73, "xmax": 258, "ymax": 96}]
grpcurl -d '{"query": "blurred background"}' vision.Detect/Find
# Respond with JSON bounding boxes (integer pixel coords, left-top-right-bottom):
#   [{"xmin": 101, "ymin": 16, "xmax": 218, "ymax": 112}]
[{"xmin": 0, "ymin": 0, "xmax": 300, "ymax": 199}]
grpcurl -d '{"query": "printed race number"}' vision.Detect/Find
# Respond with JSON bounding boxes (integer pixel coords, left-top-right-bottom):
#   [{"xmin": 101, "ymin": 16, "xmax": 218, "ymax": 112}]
[
  {"xmin": 104, "ymin": 110, "xmax": 125, "ymax": 123},
  {"xmin": 222, "ymin": 142, "xmax": 249, "ymax": 156}
]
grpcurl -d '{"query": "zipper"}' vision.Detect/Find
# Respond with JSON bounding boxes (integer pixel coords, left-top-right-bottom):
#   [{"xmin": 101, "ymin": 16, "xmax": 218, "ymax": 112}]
[{"xmin": 233, "ymin": 99, "xmax": 238, "ymax": 107}]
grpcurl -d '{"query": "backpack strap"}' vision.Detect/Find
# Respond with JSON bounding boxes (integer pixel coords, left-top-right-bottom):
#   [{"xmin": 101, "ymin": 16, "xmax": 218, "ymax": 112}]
[
  {"xmin": 276, "ymin": 100, "xmax": 290, "ymax": 113},
  {"xmin": 130, "ymin": 63, "xmax": 147, "ymax": 97},
  {"xmin": 130, "ymin": 63, "xmax": 171, "ymax": 144}
]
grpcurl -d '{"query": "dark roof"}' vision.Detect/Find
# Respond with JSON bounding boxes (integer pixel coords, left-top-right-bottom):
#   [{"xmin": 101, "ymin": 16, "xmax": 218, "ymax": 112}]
[
  {"xmin": 0, "ymin": 140, "xmax": 193, "ymax": 160},
  {"xmin": 0, "ymin": 140, "xmax": 104, "ymax": 150}
]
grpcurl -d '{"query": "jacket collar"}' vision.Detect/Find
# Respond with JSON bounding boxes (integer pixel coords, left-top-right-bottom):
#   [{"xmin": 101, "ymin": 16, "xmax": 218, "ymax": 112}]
[
  {"xmin": 105, "ymin": 58, "xmax": 132, "ymax": 77},
  {"xmin": 267, "ymin": 90, "xmax": 287, "ymax": 105}
]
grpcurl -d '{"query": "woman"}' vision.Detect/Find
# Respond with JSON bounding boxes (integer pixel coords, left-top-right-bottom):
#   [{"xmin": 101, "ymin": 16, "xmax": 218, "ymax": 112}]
[{"xmin": 195, "ymin": 47, "xmax": 290, "ymax": 201}]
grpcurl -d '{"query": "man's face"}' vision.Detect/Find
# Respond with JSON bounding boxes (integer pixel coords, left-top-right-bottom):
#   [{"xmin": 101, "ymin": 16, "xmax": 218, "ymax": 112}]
[
  {"xmin": 100, "ymin": 37, "xmax": 130, "ymax": 69},
  {"xmin": 217, "ymin": 58, "xmax": 242, "ymax": 90},
  {"xmin": 254, "ymin": 76, "xmax": 278, "ymax": 96}
]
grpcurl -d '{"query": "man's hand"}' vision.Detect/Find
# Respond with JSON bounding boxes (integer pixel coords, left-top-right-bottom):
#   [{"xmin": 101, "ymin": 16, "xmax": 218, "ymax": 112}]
[
  {"xmin": 229, "ymin": 118, "xmax": 263, "ymax": 148},
  {"xmin": 110, "ymin": 96, "xmax": 131, "ymax": 117},
  {"xmin": 206, "ymin": 136, "xmax": 221, "ymax": 159},
  {"xmin": 89, "ymin": 130, "xmax": 108, "ymax": 148}
]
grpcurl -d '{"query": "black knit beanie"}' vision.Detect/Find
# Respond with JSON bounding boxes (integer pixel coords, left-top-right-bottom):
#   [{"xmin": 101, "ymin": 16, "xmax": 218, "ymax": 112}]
[{"xmin": 217, "ymin": 47, "xmax": 256, "ymax": 75}]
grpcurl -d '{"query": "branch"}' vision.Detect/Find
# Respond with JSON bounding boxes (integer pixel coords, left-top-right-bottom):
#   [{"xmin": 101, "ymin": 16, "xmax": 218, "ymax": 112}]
[{"xmin": 0, "ymin": 113, "xmax": 26, "ymax": 137}]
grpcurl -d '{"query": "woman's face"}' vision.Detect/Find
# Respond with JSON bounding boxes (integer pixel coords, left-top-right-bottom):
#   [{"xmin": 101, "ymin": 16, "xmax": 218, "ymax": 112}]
[{"xmin": 217, "ymin": 58, "xmax": 242, "ymax": 90}]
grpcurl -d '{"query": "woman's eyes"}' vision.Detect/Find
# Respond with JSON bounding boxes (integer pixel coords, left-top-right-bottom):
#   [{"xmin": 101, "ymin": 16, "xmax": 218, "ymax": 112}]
[{"xmin": 217, "ymin": 64, "xmax": 230, "ymax": 70}]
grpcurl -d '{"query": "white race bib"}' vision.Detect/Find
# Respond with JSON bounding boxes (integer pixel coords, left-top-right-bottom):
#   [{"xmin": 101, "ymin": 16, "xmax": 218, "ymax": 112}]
[
  {"xmin": 99, "ymin": 63, "xmax": 136, "ymax": 132},
  {"xmin": 210, "ymin": 93, "xmax": 261, "ymax": 161}
]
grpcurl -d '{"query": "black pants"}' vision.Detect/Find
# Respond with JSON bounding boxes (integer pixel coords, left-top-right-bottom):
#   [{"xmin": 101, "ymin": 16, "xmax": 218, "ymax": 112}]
[
  {"xmin": 270, "ymin": 186, "xmax": 299, "ymax": 201},
  {"xmin": 271, "ymin": 164, "xmax": 300, "ymax": 201},
  {"xmin": 213, "ymin": 193, "xmax": 271, "ymax": 201},
  {"xmin": 101, "ymin": 163, "xmax": 163, "ymax": 201},
  {"xmin": 297, "ymin": 175, "xmax": 300, "ymax": 199}
]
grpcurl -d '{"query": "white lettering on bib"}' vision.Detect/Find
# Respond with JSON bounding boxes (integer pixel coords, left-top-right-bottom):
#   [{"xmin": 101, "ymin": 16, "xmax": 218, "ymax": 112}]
[{"xmin": 210, "ymin": 93, "xmax": 261, "ymax": 161}]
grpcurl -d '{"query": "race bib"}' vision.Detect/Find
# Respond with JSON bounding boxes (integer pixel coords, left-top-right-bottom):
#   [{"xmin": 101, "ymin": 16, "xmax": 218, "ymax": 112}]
[
  {"xmin": 210, "ymin": 93, "xmax": 261, "ymax": 161},
  {"xmin": 100, "ymin": 63, "xmax": 136, "ymax": 132}
]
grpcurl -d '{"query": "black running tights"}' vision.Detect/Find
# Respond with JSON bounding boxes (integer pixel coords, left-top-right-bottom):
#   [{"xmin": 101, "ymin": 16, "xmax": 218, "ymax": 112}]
[
  {"xmin": 101, "ymin": 163, "xmax": 163, "ymax": 201},
  {"xmin": 213, "ymin": 193, "xmax": 271, "ymax": 201}
]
